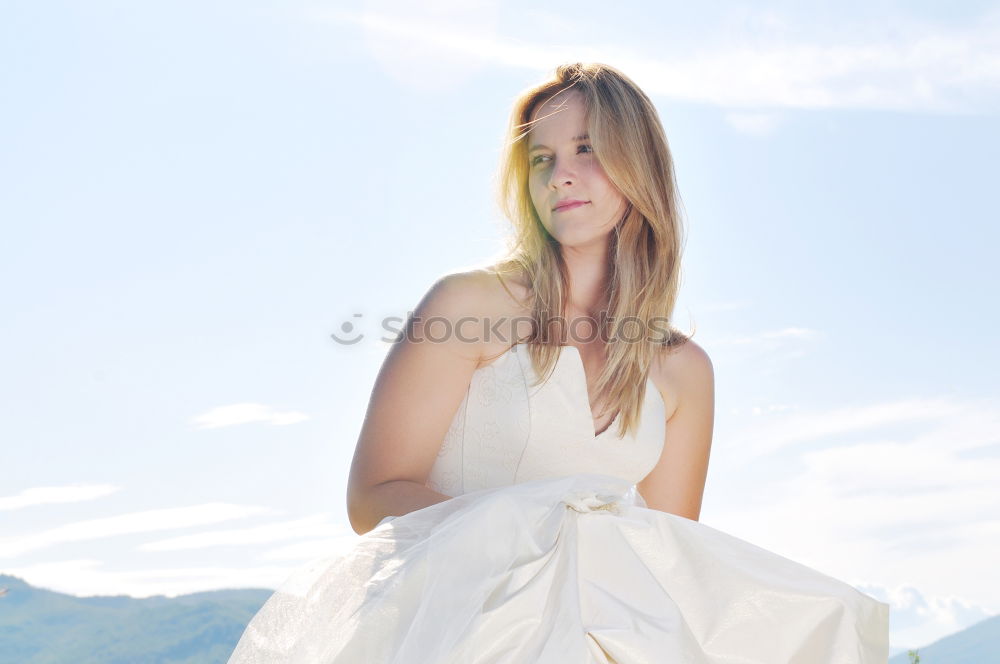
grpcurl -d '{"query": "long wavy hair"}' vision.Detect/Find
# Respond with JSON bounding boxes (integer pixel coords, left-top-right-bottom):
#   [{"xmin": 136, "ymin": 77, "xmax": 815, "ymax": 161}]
[{"xmin": 488, "ymin": 61, "xmax": 694, "ymax": 439}]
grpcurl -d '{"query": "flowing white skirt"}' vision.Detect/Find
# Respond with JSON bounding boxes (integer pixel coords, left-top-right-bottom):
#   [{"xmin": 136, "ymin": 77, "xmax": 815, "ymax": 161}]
[{"xmin": 227, "ymin": 473, "xmax": 889, "ymax": 663}]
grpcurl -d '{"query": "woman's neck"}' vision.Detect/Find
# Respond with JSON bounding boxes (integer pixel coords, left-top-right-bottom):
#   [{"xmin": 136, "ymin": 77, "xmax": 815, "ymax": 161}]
[{"xmin": 561, "ymin": 242, "xmax": 612, "ymax": 319}]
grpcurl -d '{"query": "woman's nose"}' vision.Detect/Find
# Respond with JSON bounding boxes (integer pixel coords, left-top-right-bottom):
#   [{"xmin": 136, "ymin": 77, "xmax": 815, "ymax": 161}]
[{"xmin": 548, "ymin": 160, "xmax": 575, "ymax": 188}]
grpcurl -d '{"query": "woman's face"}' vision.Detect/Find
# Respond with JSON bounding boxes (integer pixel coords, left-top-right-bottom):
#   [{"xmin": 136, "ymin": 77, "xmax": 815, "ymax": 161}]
[{"xmin": 526, "ymin": 90, "xmax": 628, "ymax": 248}]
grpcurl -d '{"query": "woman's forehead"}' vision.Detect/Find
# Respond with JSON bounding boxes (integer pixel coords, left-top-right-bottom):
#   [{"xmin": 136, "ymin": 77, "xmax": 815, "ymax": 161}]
[
  {"xmin": 528, "ymin": 93, "xmax": 588, "ymax": 139},
  {"xmin": 531, "ymin": 89, "xmax": 583, "ymax": 120}
]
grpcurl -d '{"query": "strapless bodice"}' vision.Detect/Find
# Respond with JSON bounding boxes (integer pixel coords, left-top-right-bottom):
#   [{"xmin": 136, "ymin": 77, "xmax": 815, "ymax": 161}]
[{"xmin": 426, "ymin": 343, "xmax": 666, "ymax": 497}]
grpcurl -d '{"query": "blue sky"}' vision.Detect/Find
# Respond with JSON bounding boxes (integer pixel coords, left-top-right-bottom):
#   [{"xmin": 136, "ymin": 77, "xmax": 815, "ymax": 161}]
[{"xmin": 1, "ymin": 0, "xmax": 998, "ymax": 653}]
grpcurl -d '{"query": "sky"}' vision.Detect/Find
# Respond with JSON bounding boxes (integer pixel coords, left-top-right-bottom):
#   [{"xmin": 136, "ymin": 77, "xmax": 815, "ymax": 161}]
[{"xmin": 1, "ymin": 0, "xmax": 999, "ymax": 653}]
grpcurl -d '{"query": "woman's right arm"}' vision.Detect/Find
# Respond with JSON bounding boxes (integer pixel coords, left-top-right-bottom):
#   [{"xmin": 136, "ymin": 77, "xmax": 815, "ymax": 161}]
[{"xmin": 345, "ymin": 271, "xmax": 490, "ymax": 535}]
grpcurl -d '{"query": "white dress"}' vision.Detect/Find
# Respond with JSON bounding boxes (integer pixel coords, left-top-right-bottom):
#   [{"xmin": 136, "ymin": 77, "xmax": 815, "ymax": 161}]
[{"xmin": 227, "ymin": 343, "xmax": 889, "ymax": 663}]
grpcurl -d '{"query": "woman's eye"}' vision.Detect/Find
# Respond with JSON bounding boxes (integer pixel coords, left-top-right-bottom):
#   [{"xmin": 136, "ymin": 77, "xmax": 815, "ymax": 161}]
[{"xmin": 530, "ymin": 144, "xmax": 593, "ymax": 167}]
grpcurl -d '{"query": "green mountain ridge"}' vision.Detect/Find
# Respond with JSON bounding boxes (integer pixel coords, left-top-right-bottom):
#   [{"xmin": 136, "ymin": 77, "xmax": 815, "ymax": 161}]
[
  {"xmin": 888, "ymin": 613, "xmax": 1000, "ymax": 664},
  {"xmin": 0, "ymin": 574, "xmax": 273, "ymax": 664}
]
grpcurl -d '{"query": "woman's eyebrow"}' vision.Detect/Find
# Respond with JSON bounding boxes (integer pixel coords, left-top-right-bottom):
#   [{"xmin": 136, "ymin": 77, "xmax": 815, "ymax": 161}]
[{"xmin": 528, "ymin": 133, "xmax": 590, "ymax": 153}]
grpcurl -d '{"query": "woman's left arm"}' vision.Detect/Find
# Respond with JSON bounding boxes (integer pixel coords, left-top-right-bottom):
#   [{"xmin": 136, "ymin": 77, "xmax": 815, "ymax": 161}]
[{"xmin": 636, "ymin": 340, "xmax": 715, "ymax": 521}]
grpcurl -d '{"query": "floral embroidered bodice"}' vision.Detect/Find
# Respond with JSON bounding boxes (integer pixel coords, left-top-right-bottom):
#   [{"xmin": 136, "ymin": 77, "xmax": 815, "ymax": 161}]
[{"xmin": 426, "ymin": 343, "xmax": 667, "ymax": 497}]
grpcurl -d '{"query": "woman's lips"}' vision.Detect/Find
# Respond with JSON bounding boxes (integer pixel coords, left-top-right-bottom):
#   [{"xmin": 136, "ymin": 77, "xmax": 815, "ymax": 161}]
[{"xmin": 554, "ymin": 201, "xmax": 589, "ymax": 212}]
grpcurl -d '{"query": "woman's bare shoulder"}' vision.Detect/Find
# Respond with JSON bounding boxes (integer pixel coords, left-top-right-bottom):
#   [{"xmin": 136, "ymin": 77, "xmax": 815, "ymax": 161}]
[
  {"xmin": 423, "ymin": 267, "xmax": 526, "ymax": 313},
  {"xmin": 421, "ymin": 269, "xmax": 494, "ymax": 306},
  {"xmin": 649, "ymin": 333, "xmax": 713, "ymax": 420},
  {"xmin": 415, "ymin": 267, "xmax": 532, "ymax": 354}
]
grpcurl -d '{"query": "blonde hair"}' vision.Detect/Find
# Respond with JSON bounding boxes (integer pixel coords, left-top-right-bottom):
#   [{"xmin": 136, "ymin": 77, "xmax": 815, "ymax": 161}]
[{"xmin": 489, "ymin": 61, "xmax": 694, "ymax": 439}]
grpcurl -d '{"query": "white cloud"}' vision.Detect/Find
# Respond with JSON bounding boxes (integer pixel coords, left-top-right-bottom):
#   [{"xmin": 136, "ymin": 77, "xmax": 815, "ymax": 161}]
[
  {"xmin": 0, "ymin": 503, "xmax": 280, "ymax": 558},
  {"xmin": 310, "ymin": 6, "xmax": 1000, "ymax": 116},
  {"xmin": 708, "ymin": 395, "xmax": 1000, "ymax": 616},
  {"xmin": 0, "ymin": 559, "xmax": 293, "ymax": 598},
  {"xmin": 0, "ymin": 484, "xmax": 120, "ymax": 511},
  {"xmin": 258, "ymin": 534, "xmax": 361, "ymax": 562},
  {"xmin": 728, "ymin": 395, "xmax": 995, "ymax": 459},
  {"xmin": 723, "ymin": 111, "xmax": 785, "ymax": 136},
  {"xmin": 699, "ymin": 326, "xmax": 821, "ymax": 375},
  {"xmin": 138, "ymin": 514, "xmax": 350, "ymax": 552},
  {"xmin": 191, "ymin": 402, "xmax": 309, "ymax": 429},
  {"xmin": 322, "ymin": 0, "xmax": 503, "ymax": 92},
  {"xmin": 859, "ymin": 582, "xmax": 996, "ymax": 649}
]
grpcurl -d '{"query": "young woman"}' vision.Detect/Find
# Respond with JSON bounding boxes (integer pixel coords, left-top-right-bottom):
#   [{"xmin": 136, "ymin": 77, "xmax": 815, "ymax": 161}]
[{"xmin": 228, "ymin": 62, "xmax": 889, "ymax": 663}]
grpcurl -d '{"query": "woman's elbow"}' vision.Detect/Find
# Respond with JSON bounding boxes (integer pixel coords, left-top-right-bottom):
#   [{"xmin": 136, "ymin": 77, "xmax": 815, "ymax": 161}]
[{"xmin": 346, "ymin": 485, "xmax": 377, "ymax": 535}]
